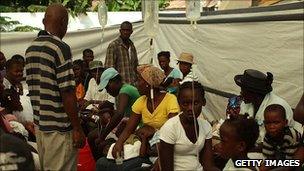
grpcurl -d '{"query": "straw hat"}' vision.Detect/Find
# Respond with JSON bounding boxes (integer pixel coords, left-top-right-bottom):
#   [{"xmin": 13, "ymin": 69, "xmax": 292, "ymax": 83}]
[{"xmin": 177, "ymin": 52, "xmax": 194, "ymax": 64}]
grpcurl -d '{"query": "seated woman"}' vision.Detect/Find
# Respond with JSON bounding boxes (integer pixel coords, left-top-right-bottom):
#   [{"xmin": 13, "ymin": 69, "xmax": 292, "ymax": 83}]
[
  {"xmin": 159, "ymin": 81, "xmax": 217, "ymax": 171},
  {"xmin": 89, "ymin": 68, "xmax": 140, "ymax": 160},
  {"xmin": 157, "ymin": 51, "xmax": 182, "ymax": 94},
  {"xmin": 96, "ymin": 64, "xmax": 180, "ymax": 171},
  {"xmin": 233, "ymin": 69, "xmax": 301, "ymax": 143}
]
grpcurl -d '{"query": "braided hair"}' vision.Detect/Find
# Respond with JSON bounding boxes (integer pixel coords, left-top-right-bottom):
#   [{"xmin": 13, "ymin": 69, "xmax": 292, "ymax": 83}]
[
  {"xmin": 224, "ymin": 114, "xmax": 259, "ymax": 151},
  {"xmin": 178, "ymin": 81, "xmax": 205, "ymax": 102}
]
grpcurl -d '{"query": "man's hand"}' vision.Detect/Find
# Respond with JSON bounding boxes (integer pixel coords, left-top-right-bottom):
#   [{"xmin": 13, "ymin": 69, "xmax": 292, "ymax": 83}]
[
  {"xmin": 112, "ymin": 142, "xmax": 124, "ymax": 159},
  {"xmin": 150, "ymin": 158, "xmax": 161, "ymax": 171},
  {"xmin": 72, "ymin": 127, "xmax": 85, "ymax": 148},
  {"xmin": 24, "ymin": 122, "xmax": 35, "ymax": 135}
]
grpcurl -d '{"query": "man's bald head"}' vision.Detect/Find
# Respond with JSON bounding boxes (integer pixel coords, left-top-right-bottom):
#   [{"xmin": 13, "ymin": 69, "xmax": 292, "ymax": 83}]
[{"xmin": 43, "ymin": 4, "xmax": 69, "ymax": 39}]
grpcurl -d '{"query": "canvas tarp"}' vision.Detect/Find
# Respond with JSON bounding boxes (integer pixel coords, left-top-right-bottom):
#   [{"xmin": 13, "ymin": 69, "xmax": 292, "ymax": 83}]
[{"xmin": 0, "ymin": 2, "xmax": 303, "ymax": 121}]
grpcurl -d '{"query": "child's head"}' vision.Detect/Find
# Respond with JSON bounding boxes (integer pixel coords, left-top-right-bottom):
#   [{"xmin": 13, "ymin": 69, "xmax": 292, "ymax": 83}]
[
  {"xmin": 219, "ymin": 114, "xmax": 259, "ymax": 160},
  {"xmin": 5, "ymin": 59, "xmax": 23, "ymax": 85},
  {"xmin": 73, "ymin": 59, "xmax": 84, "ymax": 79},
  {"xmin": 178, "ymin": 81, "xmax": 206, "ymax": 121},
  {"xmin": 135, "ymin": 125, "xmax": 156, "ymax": 140},
  {"xmin": 11, "ymin": 54, "xmax": 25, "ymax": 67},
  {"xmin": 264, "ymin": 104, "xmax": 287, "ymax": 139}
]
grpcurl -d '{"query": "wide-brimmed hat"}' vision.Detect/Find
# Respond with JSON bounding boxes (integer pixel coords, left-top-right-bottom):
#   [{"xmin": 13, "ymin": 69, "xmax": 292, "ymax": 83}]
[
  {"xmin": 177, "ymin": 52, "xmax": 194, "ymax": 64},
  {"xmin": 234, "ymin": 69, "xmax": 273, "ymax": 95},
  {"xmin": 89, "ymin": 61, "xmax": 103, "ymax": 70},
  {"xmin": 98, "ymin": 67, "xmax": 119, "ymax": 91},
  {"xmin": 137, "ymin": 64, "xmax": 165, "ymax": 88}
]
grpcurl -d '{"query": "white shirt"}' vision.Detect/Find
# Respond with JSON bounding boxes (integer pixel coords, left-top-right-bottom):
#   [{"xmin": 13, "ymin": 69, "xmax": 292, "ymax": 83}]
[
  {"xmin": 159, "ymin": 114, "xmax": 212, "ymax": 171},
  {"xmin": 180, "ymin": 70, "xmax": 199, "ymax": 84},
  {"xmin": 13, "ymin": 89, "xmax": 34, "ymax": 123},
  {"xmin": 84, "ymin": 78, "xmax": 115, "ymax": 109},
  {"xmin": 3, "ymin": 77, "xmax": 12, "ymax": 89},
  {"xmin": 240, "ymin": 92, "xmax": 301, "ymax": 143},
  {"xmin": 4, "ymin": 80, "xmax": 33, "ymax": 123}
]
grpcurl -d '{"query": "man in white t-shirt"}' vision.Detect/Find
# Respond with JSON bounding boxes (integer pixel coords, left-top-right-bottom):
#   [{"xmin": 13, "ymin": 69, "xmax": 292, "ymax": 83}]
[
  {"xmin": 177, "ymin": 52, "xmax": 199, "ymax": 84},
  {"xmin": 83, "ymin": 61, "xmax": 115, "ymax": 109}
]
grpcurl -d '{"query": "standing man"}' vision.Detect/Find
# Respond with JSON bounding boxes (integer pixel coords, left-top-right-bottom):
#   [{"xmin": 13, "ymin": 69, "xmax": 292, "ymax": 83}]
[
  {"xmin": 105, "ymin": 21, "xmax": 138, "ymax": 85},
  {"xmin": 25, "ymin": 4, "xmax": 85, "ymax": 170}
]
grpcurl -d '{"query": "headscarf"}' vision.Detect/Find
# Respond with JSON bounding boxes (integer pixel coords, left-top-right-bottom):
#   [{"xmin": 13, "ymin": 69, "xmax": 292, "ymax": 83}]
[{"xmin": 137, "ymin": 64, "xmax": 165, "ymax": 88}]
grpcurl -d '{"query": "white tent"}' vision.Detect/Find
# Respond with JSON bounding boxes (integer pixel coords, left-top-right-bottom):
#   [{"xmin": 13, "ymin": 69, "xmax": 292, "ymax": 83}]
[{"xmin": 1, "ymin": 2, "xmax": 303, "ymax": 121}]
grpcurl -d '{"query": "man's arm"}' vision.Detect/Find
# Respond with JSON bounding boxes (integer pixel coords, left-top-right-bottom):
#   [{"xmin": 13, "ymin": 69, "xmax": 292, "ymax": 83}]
[
  {"xmin": 99, "ymin": 93, "xmax": 129, "ymax": 140},
  {"xmin": 61, "ymin": 89, "xmax": 85, "ymax": 148}
]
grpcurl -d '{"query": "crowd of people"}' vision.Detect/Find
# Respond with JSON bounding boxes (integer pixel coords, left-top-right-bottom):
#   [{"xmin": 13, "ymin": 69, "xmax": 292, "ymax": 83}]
[{"xmin": 0, "ymin": 3, "xmax": 303, "ymax": 171}]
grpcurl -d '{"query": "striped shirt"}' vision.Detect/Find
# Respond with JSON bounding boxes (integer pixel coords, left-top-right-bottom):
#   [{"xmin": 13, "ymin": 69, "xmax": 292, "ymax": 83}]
[
  {"xmin": 25, "ymin": 34, "xmax": 75, "ymax": 132},
  {"xmin": 262, "ymin": 127, "xmax": 301, "ymax": 159},
  {"xmin": 105, "ymin": 37, "xmax": 138, "ymax": 85}
]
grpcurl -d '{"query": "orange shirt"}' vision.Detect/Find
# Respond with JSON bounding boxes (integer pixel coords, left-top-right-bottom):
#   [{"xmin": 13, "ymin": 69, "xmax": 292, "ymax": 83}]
[{"xmin": 76, "ymin": 83, "xmax": 85, "ymax": 101}]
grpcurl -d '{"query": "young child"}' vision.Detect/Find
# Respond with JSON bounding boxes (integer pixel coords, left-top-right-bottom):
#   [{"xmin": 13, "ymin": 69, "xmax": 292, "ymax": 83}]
[
  {"xmin": 262, "ymin": 104, "xmax": 302, "ymax": 161},
  {"xmin": 219, "ymin": 114, "xmax": 260, "ymax": 171},
  {"xmin": 106, "ymin": 125, "xmax": 156, "ymax": 160},
  {"xmin": 159, "ymin": 81, "xmax": 216, "ymax": 171}
]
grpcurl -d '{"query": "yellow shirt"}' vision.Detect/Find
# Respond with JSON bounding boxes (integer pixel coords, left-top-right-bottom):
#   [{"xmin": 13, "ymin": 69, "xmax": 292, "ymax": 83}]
[{"xmin": 132, "ymin": 93, "xmax": 180, "ymax": 129}]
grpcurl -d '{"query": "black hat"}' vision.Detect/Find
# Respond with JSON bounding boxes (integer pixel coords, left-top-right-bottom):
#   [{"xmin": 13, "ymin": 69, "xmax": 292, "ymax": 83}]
[
  {"xmin": 234, "ymin": 69, "xmax": 273, "ymax": 95},
  {"xmin": 0, "ymin": 132, "xmax": 35, "ymax": 171}
]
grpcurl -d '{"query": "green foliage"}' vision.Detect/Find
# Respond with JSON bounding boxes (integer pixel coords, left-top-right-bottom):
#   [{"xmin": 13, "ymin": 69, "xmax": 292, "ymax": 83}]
[
  {"xmin": 105, "ymin": 0, "xmax": 170, "ymax": 12},
  {"xmin": 1, "ymin": 0, "xmax": 170, "ymax": 13},
  {"xmin": 0, "ymin": 0, "xmax": 91, "ymax": 16},
  {"xmin": 0, "ymin": 16, "xmax": 41, "ymax": 32},
  {"xmin": 0, "ymin": 5, "xmax": 17, "ymax": 12},
  {"xmin": 0, "ymin": 0, "xmax": 171, "ymax": 31},
  {"xmin": 27, "ymin": 5, "xmax": 47, "ymax": 12},
  {"xmin": 0, "ymin": 16, "xmax": 20, "ymax": 31},
  {"xmin": 13, "ymin": 26, "xmax": 41, "ymax": 31}
]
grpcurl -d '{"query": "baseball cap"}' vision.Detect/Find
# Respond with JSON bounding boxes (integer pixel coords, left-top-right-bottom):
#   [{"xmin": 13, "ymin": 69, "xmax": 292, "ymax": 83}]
[
  {"xmin": 89, "ymin": 61, "xmax": 103, "ymax": 70},
  {"xmin": 98, "ymin": 67, "xmax": 119, "ymax": 91}
]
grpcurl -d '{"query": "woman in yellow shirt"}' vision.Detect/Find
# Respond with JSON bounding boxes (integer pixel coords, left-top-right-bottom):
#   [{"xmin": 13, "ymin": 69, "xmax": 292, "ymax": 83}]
[{"xmin": 111, "ymin": 64, "xmax": 180, "ymax": 159}]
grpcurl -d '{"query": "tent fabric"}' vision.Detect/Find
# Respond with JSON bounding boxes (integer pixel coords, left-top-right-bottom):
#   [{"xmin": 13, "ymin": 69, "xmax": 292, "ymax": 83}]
[{"xmin": 1, "ymin": 2, "xmax": 303, "ymax": 121}]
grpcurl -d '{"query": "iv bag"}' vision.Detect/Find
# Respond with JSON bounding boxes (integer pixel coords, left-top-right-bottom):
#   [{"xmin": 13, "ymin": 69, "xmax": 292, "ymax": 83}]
[
  {"xmin": 98, "ymin": 0, "xmax": 108, "ymax": 28},
  {"xmin": 143, "ymin": 0, "xmax": 159, "ymax": 38},
  {"xmin": 186, "ymin": 0, "xmax": 201, "ymax": 22}
]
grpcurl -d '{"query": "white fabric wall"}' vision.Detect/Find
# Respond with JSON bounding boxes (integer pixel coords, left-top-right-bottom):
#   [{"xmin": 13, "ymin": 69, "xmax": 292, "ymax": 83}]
[{"xmin": 1, "ymin": 14, "xmax": 303, "ymax": 121}]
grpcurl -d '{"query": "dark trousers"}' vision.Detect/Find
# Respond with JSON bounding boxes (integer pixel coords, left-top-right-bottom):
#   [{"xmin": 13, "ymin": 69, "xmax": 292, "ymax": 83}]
[{"xmin": 96, "ymin": 157, "xmax": 151, "ymax": 171}]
